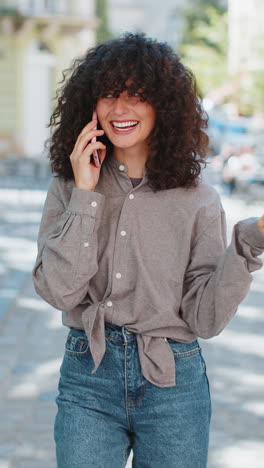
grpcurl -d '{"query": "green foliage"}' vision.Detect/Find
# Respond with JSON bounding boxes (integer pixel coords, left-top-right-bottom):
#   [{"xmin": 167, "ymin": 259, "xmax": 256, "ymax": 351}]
[
  {"xmin": 239, "ymin": 70, "xmax": 264, "ymax": 115},
  {"xmin": 251, "ymin": 71, "xmax": 264, "ymax": 110},
  {"xmin": 96, "ymin": 0, "xmax": 113, "ymax": 44},
  {"xmin": 180, "ymin": 0, "xmax": 226, "ymax": 44},
  {"xmin": 179, "ymin": 2, "xmax": 228, "ymax": 96},
  {"xmin": 230, "ymin": 48, "xmax": 264, "ymax": 115}
]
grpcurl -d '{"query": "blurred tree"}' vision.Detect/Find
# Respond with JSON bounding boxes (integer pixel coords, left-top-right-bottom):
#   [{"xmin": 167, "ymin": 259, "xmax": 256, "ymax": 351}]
[
  {"xmin": 238, "ymin": 69, "xmax": 264, "ymax": 116},
  {"xmin": 180, "ymin": 0, "xmax": 226, "ymax": 43},
  {"xmin": 251, "ymin": 70, "xmax": 264, "ymax": 112},
  {"xmin": 96, "ymin": 0, "xmax": 113, "ymax": 43},
  {"xmin": 179, "ymin": 2, "xmax": 228, "ymax": 96}
]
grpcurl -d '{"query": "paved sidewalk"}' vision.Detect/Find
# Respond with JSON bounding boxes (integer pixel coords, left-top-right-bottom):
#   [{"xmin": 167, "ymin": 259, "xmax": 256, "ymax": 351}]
[{"xmin": 0, "ymin": 176, "xmax": 263, "ymax": 468}]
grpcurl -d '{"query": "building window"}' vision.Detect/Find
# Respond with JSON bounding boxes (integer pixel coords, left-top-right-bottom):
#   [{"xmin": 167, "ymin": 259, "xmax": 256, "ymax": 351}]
[{"xmin": 17, "ymin": 0, "xmax": 69, "ymax": 16}]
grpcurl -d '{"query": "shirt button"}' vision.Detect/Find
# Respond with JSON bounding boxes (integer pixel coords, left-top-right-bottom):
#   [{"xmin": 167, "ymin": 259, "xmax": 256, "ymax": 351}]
[
  {"xmin": 129, "ymin": 194, "xmax": 134, "ymax": 199},
  {"xmin": 116, "ymin": 273, "xmax": 122, "ymax": 279},
  {"xmin": 107, "ymin": 301, "xmax": 113, "ymax": 307},
  {"xmin": 91, "ymin": 201, "xmax": 97, "ymax": 207},
  {"xmin": 119, "ymin": 164, "xmax": 125, "ymax": 171},
  {"xmin": 84, "ymin": 242, "xmax": 89, "ymax": 247},
  {"xmin": 121, "ymin": 230, "xmax": 126, "ymax": 236}
]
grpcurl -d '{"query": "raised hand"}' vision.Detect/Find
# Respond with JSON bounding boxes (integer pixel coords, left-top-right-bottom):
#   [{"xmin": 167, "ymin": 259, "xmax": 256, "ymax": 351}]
[
  {"xmin": 257, "ymin": 214, "xmax": 264, "ymax": 235},
  {"xmin": 70, "ymin": 119, "xmax": 107, "ymax": 191}
]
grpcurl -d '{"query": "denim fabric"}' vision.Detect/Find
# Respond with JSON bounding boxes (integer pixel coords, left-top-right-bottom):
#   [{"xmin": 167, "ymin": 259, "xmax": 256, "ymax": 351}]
[{"xmin": 54, "ymin": 323, "xmax": 211, "ymax": 468}]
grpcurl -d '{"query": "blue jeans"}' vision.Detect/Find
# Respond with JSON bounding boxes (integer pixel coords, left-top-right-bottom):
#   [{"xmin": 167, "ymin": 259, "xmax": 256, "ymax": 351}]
[{"xmin": 54, "ymin": 323, "xmax": 211, "ymax": 467}]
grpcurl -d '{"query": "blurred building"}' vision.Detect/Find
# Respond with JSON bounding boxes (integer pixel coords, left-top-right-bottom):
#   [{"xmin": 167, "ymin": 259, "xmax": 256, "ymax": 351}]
[
  {"xmin": 107, "ymin": 0, "xmax": 144, "ymax": 36},
  {"xmin": 228, "ymin": 0, "xmax": 264, "ymax": 74},
  {"xmin": 107, "ymin": 0, "xmax": 191, "ymax": 50},
  {"xmin": 0, "ymin": 0, "xmax": 98, "ymax": 159}
]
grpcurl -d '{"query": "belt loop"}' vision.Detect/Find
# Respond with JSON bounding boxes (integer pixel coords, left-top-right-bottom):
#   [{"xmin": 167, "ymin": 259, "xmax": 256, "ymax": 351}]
[{"xmin": 121, "ymin": 326, "xmax": 129, "ymax": 343}]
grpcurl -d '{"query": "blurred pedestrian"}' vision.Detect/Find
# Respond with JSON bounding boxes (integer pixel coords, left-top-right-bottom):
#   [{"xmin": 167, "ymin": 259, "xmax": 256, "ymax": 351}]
[
  {"xmin": 222, "ymin": 150, "xmax": 241, "ymax": 195},
  {"xmin": 236, "ymin": 145, "xmax": 259, "ymax": 190},
  {"xmin": 32, "ymin": 33, "xmax": 264, "ymax": 468}
]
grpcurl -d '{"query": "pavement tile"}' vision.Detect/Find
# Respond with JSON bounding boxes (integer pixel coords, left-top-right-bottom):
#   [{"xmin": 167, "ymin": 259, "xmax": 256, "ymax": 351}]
[{"xmin": 0, "ymin": 460, "xmax": 11, "ymax": 468}]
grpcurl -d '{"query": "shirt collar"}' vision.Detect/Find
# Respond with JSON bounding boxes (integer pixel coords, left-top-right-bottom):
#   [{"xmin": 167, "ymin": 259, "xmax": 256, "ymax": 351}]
[{"xmin": 105, "ymin": 151, "xmax": 148, "ymax": 178}]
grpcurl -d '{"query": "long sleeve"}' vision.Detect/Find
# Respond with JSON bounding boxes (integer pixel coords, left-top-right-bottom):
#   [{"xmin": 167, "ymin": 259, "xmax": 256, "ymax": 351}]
[
  {"xmin": 32, "ymin": 177, "xmax": 105, "ymax": 311},
  {"xmin": 180, "ymin": 203, "xmax": 264, "ymax": 339}
]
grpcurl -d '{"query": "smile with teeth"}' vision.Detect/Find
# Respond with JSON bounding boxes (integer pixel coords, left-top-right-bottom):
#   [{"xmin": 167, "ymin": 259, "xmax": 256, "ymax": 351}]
[{"xmin": 111, "ymin": 120, "xmax": 139, "ymax": 131}]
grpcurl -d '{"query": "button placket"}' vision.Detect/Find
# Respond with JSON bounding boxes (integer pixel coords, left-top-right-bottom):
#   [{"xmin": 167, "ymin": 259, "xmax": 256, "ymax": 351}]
[{"xmin": 110, "ymin": 193, "xmax": 132, "ymax": 324}]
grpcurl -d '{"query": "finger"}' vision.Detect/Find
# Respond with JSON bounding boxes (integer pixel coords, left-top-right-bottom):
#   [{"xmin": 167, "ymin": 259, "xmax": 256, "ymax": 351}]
[
  {"xmin": 257, "ymin": 216, "xmax": 264, "ymax": 234},
  {"xmin": 74, "ymin": 120, "xmax": 98, "ymax": 147},
  {"xmin": 73, "ymin": 130, "xmax": 104, "ymax": 155},
  {"xmin": 78, "ymin": 119, "xmax": 98, "ymax": 139},
  {"xmin": 78, "ymin": 129, "xmax": 104, "ymax": 148},
  {"xmin": 81, "ymin": 141, "xmax": 106, "ymax": 157}
]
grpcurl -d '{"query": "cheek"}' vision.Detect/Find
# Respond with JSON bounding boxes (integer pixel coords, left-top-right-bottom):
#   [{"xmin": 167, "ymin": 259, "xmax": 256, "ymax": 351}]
[
  {"xmin": 95, "ymin": 102, "xmax": 106, "ymax": 125},
  {"xmin": 143, "ymin": 104, "xmax": 156, "ymax": 129},
  {"xmin": 146, "ymin": 112, "xmax": 156, "ymax": 132}
]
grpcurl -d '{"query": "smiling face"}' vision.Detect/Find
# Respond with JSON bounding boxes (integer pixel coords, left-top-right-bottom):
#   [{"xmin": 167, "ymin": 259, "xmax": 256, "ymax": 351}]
[{"xmin": 96, "ymin": 86, "xmax": 156, "ymax": 153}]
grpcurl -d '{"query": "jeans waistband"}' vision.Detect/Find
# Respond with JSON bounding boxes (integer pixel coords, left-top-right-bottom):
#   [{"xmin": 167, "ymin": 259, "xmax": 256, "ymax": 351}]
[
  {"xmin": 69, "ymin": 325, "xmax": 199, "ymax": 350},
  {"xmin": 104, "ymin": 322, "xmax": 137, "ymax": 342}
]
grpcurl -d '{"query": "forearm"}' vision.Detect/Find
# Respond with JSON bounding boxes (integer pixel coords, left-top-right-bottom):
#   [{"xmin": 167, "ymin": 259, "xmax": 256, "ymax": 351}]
[{"xmin": 181, "ymin": 217, "xmax": 264, "ymax": 338}]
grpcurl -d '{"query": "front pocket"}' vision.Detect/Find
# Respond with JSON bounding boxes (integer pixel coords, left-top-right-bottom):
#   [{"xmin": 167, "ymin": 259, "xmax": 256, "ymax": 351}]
[
  {"xmin": 65, "ymin": 332, "xmax": 89, "ymax": 357},
  {"xmin": 167, "ymin": 340, "xmax": 204, "ymax": 386},
  {"xmin": 167, "ymin": 338, "xmax": 201, "ymax": 358}
]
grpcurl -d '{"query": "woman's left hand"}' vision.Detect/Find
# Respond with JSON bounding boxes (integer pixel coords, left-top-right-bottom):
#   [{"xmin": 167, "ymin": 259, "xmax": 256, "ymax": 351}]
[{"xmin": 257, "ymin": 214, "xmax": 264, "ymax": 235}]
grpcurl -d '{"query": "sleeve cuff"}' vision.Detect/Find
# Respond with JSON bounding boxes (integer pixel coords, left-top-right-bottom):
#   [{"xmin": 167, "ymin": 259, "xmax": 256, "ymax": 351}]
[
  {"xmin": 67, "ymin": 187, "xmax": 105, "ymax": 216},
  {"xmin": 236, "ymin": 217, "xmax": 264, "ymax": 250}
]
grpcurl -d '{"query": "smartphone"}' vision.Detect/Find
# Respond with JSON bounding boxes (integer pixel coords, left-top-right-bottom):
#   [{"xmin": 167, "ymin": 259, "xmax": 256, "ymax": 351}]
[{"xmin": 91, "ymin": 109, "xmax": 101, "ymax": 168}]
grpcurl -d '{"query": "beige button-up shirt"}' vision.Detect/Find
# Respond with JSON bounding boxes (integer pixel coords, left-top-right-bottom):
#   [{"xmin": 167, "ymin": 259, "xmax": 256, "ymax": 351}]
[{"xmin": 32, "ymin": 152, "xmax": 264, "ymax": 387}]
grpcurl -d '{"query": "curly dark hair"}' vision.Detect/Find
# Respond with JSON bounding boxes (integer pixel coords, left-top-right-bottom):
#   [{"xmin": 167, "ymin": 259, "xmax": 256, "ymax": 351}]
[{"xmin": 46, "ymin": 32, "xmax": 209, "ymax": 192}]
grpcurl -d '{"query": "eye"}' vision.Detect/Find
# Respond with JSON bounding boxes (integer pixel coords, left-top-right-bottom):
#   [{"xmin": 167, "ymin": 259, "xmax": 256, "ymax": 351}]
[
  {"xmin": 128, "ymin": 91, "xmax": 140, "ymax": 97},
  {"xmin": 128, "ymin": 90, "xmax": 146, "ymax": 101},
  {"xmin": 101, "ymin": 92, "xmax": 115, "ymax": 99}
]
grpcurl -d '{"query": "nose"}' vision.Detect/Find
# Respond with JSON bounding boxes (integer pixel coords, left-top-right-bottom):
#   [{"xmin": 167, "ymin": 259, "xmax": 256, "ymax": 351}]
[{"xmin": 112, "ymin": 96, "xmax": 128, "ymax": 115}]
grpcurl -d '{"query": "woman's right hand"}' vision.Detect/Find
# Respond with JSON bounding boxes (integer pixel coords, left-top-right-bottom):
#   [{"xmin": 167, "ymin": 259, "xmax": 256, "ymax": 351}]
[{"xmin": 70, "ymin": 119, "xmax": 107, "ymax": 191}]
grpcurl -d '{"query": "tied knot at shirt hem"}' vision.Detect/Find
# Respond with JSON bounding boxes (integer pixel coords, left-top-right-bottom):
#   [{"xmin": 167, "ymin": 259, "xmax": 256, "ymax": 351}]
[{"xmin": 81, "ymin": 303, "xmax": 177, "ymax": 388}]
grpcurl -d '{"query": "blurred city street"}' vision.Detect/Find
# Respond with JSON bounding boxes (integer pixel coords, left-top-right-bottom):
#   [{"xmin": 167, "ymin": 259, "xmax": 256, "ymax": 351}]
[
  {"xmin": 0, "ymin": 166, "xmax": 263, "ymax": 468},
  {"xmin": 1, "ymin": 0, "xmax": 264, "ymax": 467}
]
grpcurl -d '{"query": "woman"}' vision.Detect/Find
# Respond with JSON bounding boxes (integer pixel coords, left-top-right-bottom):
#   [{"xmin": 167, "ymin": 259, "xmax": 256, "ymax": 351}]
[{"xmin": 32, "ymin": 33, "xmax": 264, "ymax": 468}]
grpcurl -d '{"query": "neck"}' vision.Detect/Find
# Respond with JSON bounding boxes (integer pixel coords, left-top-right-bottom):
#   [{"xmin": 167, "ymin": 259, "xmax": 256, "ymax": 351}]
[{"xmin": 113, "ymin": 146, "xmax": 148, "ymax": 178}]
